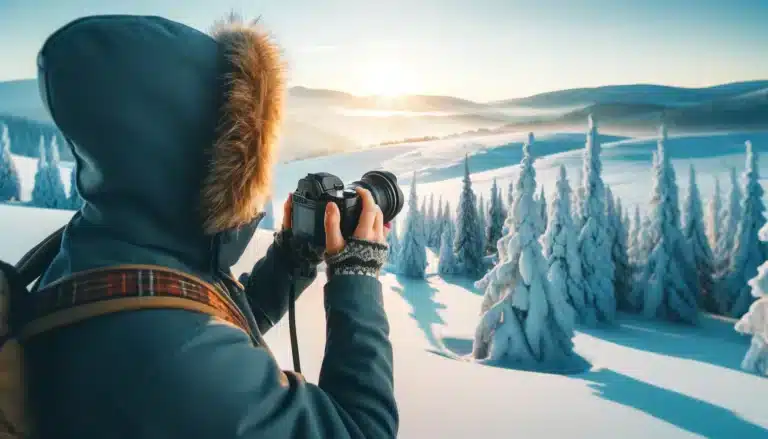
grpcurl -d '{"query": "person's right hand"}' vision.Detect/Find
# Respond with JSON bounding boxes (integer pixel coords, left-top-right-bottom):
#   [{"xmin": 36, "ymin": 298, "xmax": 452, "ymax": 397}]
[{"xmin": 324, "ymin": 187, "xmax": 386, "ymax": 256}]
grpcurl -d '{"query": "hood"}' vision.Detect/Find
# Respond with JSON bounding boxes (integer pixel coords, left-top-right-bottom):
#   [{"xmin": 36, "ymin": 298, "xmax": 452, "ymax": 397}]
[{"xmin": 37, "ymin": 14, "xmax": 284, "ymax": 278}]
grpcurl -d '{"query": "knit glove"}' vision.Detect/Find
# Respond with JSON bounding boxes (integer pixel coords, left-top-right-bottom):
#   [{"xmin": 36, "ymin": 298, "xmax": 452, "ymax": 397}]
[
  {"xmin": 325, "ymin": 238, "xmax": 389, "ymax": 279},
  {"xmin": 274, "ymin": 229, "xmax": 325, "ymax": 274}
]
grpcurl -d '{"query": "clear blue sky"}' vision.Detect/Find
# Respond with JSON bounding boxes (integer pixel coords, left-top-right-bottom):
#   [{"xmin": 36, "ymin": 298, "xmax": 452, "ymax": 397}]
[{"xmin": 1, "ymin": 0, "xmax": 767, "ymax": 101}]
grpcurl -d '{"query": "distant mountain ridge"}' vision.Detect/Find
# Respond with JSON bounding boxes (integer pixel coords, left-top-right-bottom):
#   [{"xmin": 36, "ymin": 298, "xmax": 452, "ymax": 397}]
[{"xmin": 1, "ymin": 77, "xmax": 767, "ymax": 160}]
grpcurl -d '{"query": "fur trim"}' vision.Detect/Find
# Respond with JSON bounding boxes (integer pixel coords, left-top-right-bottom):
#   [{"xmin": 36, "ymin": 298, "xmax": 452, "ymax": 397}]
[{"xmin": 202, "ymin": 15, "xmax": 285, "ymax": 234}]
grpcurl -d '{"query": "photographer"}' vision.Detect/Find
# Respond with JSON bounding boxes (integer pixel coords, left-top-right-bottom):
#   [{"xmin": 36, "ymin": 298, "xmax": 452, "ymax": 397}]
[{"xmin": 22, "ymin": 14, "xmax": 398, "ymax": 439}]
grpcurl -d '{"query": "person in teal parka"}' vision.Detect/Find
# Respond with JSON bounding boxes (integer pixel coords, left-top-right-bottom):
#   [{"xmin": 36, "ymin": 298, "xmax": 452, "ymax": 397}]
[{"xmin": 23, "ymin": 14, "xmax": 398, "ymax": 439}]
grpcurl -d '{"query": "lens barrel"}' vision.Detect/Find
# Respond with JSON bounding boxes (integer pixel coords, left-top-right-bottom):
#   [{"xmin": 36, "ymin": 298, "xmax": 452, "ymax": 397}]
[{"xmin": 350, "ymin": 171, "xmax": 404, "ymax": 223}]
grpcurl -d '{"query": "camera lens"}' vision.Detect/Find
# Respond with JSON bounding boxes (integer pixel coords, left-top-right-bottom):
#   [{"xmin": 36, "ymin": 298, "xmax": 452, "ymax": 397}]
[{"xmin": 349, "ymin": 171, "xmax": 404, "ymax": 223}]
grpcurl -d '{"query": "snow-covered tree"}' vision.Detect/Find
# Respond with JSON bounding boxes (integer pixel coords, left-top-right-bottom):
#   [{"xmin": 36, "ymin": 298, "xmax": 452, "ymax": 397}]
[
  {"xmin": 486, "ymin": 178, "xmax": 505, "ymax": 254},
  {"xmin": 541, "ymin": 165, "xmax": 586, "ymax": 320},
  {"xmin": 67, "ymin": 165, "xmax": 84, "ymax": 210},
  {"xmin": 640, "ymin": 125, "xmax": 698, "ymax": 324},
  {"xmin": 716, "ymin": 167, "xmax": 743, "ymax": 274},
  {"xmin": 735, "ymin": 295, "xmax": 768, "ymax": 376},
  {"xmin": 386, "ymin": 217, "xmax": 401, "ymax": 264},
  {"xmin": 429, "ymin": 195, "xmax": 444, "ymax": 249},
  {"xmin": 608, "ymin": 191, "xmax": 632, "ymax": 311},
  {"xmin": 577, "ymin": 115, "xmax": 616, "ymax": 324},
  {"xmin": 425, "ymin": 193, "xmax": 436, "ymax": 247},
  {"xmin": 453, "ymin": 155, "xmax": 485, "ymax": 278},
  {"xmin": 438, "ymin": 202, "xmax": 458, "ymax": 275},
  {"xmin": 706, "ymin": 177, "xmax": 722, "ymax": 253},
  {"xmin": 681, "ymin": 165, "xmax": 716, "ymax": 312},
  {"xmin": 628, "ymin": 205, "xmax": 642, "ymax": 264},
  {"xmin": 0, "ymin": 124, "xmax": 21, "ymax": 202},
  {"xmin": 397, "ymin": 174, "xmax": 428, "ymax": 278},
  {"xmin": 31, "ymin": 135, "xmax": 67, "ymax": 209},
  {"xmin": 724, "ymin": 141, "xmax": 767, "ymax": 318},
  {"xmin": 572, "ymin": 167, "xmax": 585, "ymax": 229},
  {"xmin": 477, "ymin": 193, "xmax": 488, "ymax": 253},
  {"xmin": 536, "ymin": 186, "xmax": 547, "ymax": 236},
  {"xmin": 472, "ymin": 142, "xmax": 576, "ymax": 367},
  {"xmin": 400, "ymin": 181, "xmax": 427, "ymax": 276}
]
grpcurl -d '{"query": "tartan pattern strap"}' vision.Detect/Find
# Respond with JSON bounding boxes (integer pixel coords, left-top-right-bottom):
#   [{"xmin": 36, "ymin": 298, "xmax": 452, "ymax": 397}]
[{"xmin": 23, "ymin": 266, "xmax": 250, "ymax": 336}]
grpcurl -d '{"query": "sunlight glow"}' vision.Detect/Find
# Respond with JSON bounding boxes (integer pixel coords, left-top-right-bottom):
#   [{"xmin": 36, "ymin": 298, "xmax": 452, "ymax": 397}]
[{"xmin": 358, "ymin": 57, "xmax": 416, "ymax": 98}]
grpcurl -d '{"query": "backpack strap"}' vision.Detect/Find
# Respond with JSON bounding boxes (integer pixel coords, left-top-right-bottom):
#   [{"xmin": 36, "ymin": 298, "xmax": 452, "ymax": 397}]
[{"xmin": 16, "ymin": 265, "xmax": 251, "ymax": 342}]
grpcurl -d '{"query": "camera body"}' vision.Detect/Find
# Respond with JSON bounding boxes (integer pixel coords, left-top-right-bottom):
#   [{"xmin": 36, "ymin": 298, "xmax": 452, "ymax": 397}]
[{"xmin": 291, "ymin": 171, "xmax": 404, "ymax": 248}]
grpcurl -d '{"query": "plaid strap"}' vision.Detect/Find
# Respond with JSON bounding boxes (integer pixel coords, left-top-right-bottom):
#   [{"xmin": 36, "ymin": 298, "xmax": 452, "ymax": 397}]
[{"xmin": 18, "ymin": 265, "xmax": 251, "ymax": 340}]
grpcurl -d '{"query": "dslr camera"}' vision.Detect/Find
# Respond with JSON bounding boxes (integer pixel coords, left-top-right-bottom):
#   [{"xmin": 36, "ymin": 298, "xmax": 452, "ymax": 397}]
[{"xmin": 291, "ymin": 171, "xmax": 405, "ymax": 247}]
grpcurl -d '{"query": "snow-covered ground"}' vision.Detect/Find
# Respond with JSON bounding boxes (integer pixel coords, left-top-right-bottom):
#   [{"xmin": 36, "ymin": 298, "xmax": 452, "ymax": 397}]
[{"xmin": 4, "ymin": 128, "xmax": 768, "ymax": 438}]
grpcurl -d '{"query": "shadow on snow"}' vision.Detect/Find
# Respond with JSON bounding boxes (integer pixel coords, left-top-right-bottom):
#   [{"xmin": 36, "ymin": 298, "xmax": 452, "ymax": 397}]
[
  {"xmin": 580, "ymin": 368, "xmax": 767, "ymax": 439},
  {"xmin": 392, "ymin": 274, "xmax": 447, "ymax": 350},
  {"xmin": 578, "ymin": 311, "xmax": 751, "ymax": 375}
]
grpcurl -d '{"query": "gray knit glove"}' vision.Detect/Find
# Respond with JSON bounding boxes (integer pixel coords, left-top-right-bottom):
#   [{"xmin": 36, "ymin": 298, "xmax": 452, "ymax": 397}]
[
  {"xmin": 325, "ymin": 238, "xmax": 389, "ymax": 279},
  {"xmin": 274, "ymin": 229, "xmax": 325, "ymax": 272}
]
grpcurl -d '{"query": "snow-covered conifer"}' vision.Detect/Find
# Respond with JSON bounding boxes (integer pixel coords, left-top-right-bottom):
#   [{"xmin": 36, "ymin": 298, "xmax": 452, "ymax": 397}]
[
  {"xmin": 486, "ymin": 178, "xmax": 505, "ymax": 254},
  {"xmin": 577, "ymin": 115, "xmax": 616, "ymax": 324},
  {"xmin": 717, "ymin": 167, "xmax": 743, "ymax": 274},
  {"xmin": 641, "ymin": 125, "xmax": 698, "ymax": 323},
  {"xmin": 453, "ymin": 155, "xmax": 485, "ymax": 278},
  {"xmin": 0, "ymin": 123, "xmax": 21, "ymax": 202},
  {"xmin": 31, "ymin": 135, "xmax": 67, "ymax": 209},
  {"xmin": 724, "ymin": 141, "xmax": 767, "ymax": 318},
  {"xmin": 472, "ymin": 142, "xmax": 576, "ymax": 367},
  {"xmin": 541, "ymin": 165, "xmax": 586, "ymax": 319},
  {"xmin": 398, "ymin": 174, "xmax": 428, "ymax": 278},
  {"xmin": 706, "ymin": 177, "xmax": 722, "ymax": 253},
  {"xmin": 682, "ymin": 165, "xmax": 715, "ymax": 311},
  {"xmin": 438, "ymin": 203, "xmax": 458, "ymax": 275}
]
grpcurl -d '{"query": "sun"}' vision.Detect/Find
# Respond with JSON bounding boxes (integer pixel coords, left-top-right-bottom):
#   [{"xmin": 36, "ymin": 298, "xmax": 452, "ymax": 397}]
[{"xmin": 359, "ymin": 57, "xmax": 415, "ymax": 98}]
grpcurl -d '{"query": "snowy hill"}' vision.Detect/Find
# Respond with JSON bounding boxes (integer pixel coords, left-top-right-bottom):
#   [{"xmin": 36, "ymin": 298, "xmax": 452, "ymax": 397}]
[{"xmin": 2, "ymin": 202, "xmax": 767, "ymax": 439}]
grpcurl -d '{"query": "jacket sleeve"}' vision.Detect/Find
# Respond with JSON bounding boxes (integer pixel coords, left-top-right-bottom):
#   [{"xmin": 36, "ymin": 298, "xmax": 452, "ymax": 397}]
[
  {"xmin": 243, "ymin": 230, "xmax": 320, "ymax": 334},
  {"xmin": 132, "ymin": 274, "xmax": 398, "ymax": 439}
]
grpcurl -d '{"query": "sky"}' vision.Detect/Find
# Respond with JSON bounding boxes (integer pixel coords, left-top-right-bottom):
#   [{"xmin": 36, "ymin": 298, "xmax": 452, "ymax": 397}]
[{"xmin": 0, "ymin": 0, "xmax": 767, "ymax": 102}]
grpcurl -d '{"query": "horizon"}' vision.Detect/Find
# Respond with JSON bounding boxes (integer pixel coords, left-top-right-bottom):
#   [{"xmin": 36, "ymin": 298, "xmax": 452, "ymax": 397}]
[{"xmin": 1, "ymin": 1, "xmax": 767, "ymax": 101}]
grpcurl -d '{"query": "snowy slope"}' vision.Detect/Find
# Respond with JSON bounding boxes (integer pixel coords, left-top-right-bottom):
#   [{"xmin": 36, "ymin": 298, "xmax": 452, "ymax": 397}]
[{"xmin": 2, "ymin": 202, "xmax": 768, "ymax": 439}]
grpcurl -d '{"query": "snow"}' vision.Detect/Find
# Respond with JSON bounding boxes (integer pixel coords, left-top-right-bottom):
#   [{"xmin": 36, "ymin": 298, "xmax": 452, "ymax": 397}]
[{"xmin": 4, "ymin": 125, "xmax": 768, "ymax": 438}]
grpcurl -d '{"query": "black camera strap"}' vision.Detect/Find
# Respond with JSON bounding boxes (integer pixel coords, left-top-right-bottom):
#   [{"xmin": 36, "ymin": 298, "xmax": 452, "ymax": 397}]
[{"xmin": 288, "ymin": 272, "xmax": 301, "ymax": 373}]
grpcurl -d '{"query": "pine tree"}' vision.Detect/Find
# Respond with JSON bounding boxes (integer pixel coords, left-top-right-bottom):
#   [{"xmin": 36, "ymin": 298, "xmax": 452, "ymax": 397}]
[
  {"xmin": 608, "ymin": 192, "xmax": 632, "ymax": 311},
  {"xmin": 734, "ymin": 296, "xmax": 768, "ymax": 376},
  {"xmin": 426, "ymin": 193, "xmax": 436, "ymax": 247},
  {"xmin": 541, "ymin": 165, "xmax": 586, "ymax": 320},
  {"xmin": 453, "ymin": 155, "xmax": 485, "ymax": 278},
  {"xmin": 477, "ymin": 193, "xmax": 488, "ymax": 254},
  {"xmin": 572, "ymin": 167, "xmax": 585, "ymax": 229},
  {"xmin": 438, "ymin": 202, "xmax": 458, "ymax": 275},
  {"xmin": 641, "ymin": 125, "xmax": 698, "ymax": 323},
  {"xmin": 472, "ymin": 143, "xmax": 576, "ymax": 367},
  {"xmin": 398, "ymin": 174, "xmax": 428, "ymax": 278},
  {"xmin": 429, "ymin": 195, "xmax": 444, "ymax": 248},
  {"xmin": 682, "ymin": 165, "xmax": 716, "ymax": 312},
  {"xmin": 67, "ymin": 164, "xmax": 84, "ymax": 210},
  {"xmin": 486, "ymin": 178, "xmax": 505, "ymax": 254},
  {"xmin": 419, "ymin": 195, "xmax": 428, "ymax": 238},
  {"xmin": 706, "ymin": 177, "xmax": 722, "ymax": 253},
  {"xmin": 628, "ymin": 205, "xmax": 642, "ymax": 264},
  {"xmin": 724, "ymin": 141, "xmax": 767, "ymax": 318},
  {"xmin": 577, "ymin": 115, "xmax": 616, "ymax": 324},
  {"xmin": 0, "ymin": 123, "xmax": 21, "ymax": 202},
  {"xmin": 31, "ymin": 135, "xmax": 67, "ymax": 209},
  {"xmin": 717, "ymin": 167, "xmax": 743, "ymax": 274},
  {"xmin": 386, "ymin": 217, "xmax": 401, "ymax": 264},
  {"xmin": 536, "ymin": 186, "xmax": 547, "ymax": 236}
]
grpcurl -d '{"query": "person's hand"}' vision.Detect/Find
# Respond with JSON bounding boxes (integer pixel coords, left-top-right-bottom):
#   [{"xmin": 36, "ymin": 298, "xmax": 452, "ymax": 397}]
[{"xmin": 324, "ymin": 187, "xmax": 386, "ymax": 256}]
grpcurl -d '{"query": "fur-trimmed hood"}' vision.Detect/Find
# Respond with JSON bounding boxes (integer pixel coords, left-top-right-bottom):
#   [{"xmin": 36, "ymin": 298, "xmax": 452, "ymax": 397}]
[
  {"xmin": 35, "ymin": 14, "xmax": 285, "ymax": 279},
  {"xmin": 38, "ymin": 14, "xmax": 283, "ymax": 235}
]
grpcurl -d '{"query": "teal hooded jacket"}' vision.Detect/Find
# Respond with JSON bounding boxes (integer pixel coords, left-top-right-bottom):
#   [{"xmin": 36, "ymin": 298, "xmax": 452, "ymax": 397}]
[{"xmin": 23, "ymin": 15, "xmax": 398, "ymax": 439}]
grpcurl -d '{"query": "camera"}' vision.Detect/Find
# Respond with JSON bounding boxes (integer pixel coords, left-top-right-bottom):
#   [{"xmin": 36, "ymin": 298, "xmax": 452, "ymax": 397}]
[{"xmin": 291, "ymin": 171, "xmax": 405, "ymax": 247}]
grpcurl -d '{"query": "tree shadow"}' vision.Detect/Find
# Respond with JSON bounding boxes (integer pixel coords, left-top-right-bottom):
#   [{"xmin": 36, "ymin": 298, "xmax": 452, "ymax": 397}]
[
  {"xmin": 579, "ymin": 312, "xmax": 751, "ymax": 374},
  {"xmin": 580, "ymin": 368, "xmax": 767, "ymax": 439},
  {"xmin": 392, "ymin": 275, "xmax": 447, "ymax": 350}
]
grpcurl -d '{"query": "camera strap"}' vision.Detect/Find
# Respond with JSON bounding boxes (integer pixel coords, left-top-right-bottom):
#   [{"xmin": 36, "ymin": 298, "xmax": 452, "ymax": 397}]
[{"xmin": 288, "ymin": 267, "xmax": 303, "ymax": 373}]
